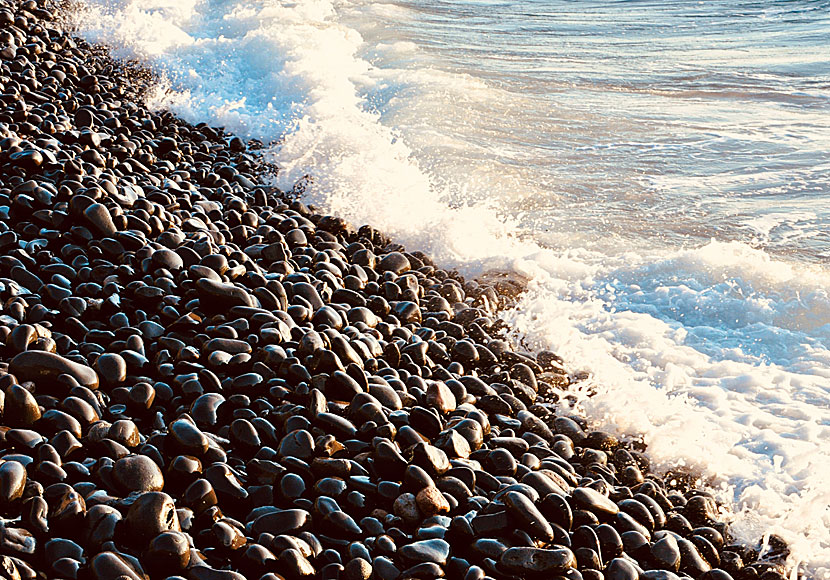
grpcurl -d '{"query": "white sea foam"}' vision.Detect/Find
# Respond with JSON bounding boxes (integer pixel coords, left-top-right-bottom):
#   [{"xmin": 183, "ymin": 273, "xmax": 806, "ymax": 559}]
[{"xmin": 73, "ymin": 0, "xmax": 830, "ymax": 575}]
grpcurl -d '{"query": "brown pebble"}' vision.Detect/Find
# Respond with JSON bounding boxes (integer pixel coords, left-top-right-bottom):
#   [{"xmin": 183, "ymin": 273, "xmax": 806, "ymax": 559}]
[
  {"xmin": 0, "ymin": 461, "xmax": 27, "ymax": 514},
  {"xmin": 124, "ymin": 492, "xmax": 180, "ymax": 545},
  {"xmin": 415, "ymin": 486, "xmax": 450, "ymax": 517},
  {"xmin": 113, "ymin": 454, "xmax": 164, "ymax": 494},
  {"xmin": 9, "ymin": 351, "xmax": 98, "ymax": 391}
]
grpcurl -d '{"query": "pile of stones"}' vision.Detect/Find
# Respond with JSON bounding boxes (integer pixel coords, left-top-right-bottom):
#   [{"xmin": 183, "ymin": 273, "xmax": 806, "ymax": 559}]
[{"xmin": 0, "ymin": 0, "xmax": 792, "ymax": 579}]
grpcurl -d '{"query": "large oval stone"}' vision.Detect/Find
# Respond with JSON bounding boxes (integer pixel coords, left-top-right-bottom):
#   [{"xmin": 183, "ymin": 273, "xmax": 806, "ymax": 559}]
[
  {"xmin": 497, "ymin": 547, "xmax": 576, "ymax": 576},
  {"xmin": 124, "ymin": 492, "xmax": 180, "ymax": 544},
  {"xmin": 196, "ymin": 278, "xmax": 255, "ymax": 311},
  {"xmin": 9, "ymin": 351, "xmax": 98, "ymax": 391},
  {"xmin": 251, "ymin": 509, "xmax": 311, "ymax": 536},
  {"xmin": 0, "ymin": 461, "xmax": 27, "ymax": 513},
  {"xmin": 113, "ymin": 455, "xmax": 164, "ymax": 494},
  {"xmin": 572, "ymin": 486, "xmax": 620, "ymax": 518}
]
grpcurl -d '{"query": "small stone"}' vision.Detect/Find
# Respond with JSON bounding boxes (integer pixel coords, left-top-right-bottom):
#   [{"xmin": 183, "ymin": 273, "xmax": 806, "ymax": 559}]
[
  {"xmin": 605, "ymin": 557, "xmax": 642, "ymax": 580},
  {"xmin": 504, "ymin": 490, "xmax": 554, "ymax": 542},
  {"xmin": 572, "ymin": 486, "xmax": 619, "ymax": 518},
  {"xmin": 4, "ymin": 385, "xmax": 41, "ymax": 427},
  {"xmin": 377, "ymin": 252, "xmax": 410, "ymax": 274},
  {"xmin": 411, "ymin": 443, "xmax": 450, "ymax": 477},
  {"xmin": 113, "ymin": 454, "xmax": 164, "ymax": 494},
  {"xmin": 146, "ymin": 531, "xmax": 191, "ymax": 573},
  {"xmin": 322, "ymin": 510, "xmax": 363, "ymax": 539},
  {"xmin": 251, "ymin": 509, "xmax": 311, "ymax": 536},
  {"xmin": 497, "ymin": 547, "xmax": 577, "ymax": 576},
  {"xmin": 415, "ymin": 486, "xmax": 450, "ymax": 517},
  {"xmin": 152, "ymin": 249, "xmax": 184, "ymax": 271},
  {"xmin": 196, "ymin": 278, "xmax": 255, "ymax": 311},
  {"xmin": 168, "ymin": 418, "xmax": 209, "ymax": 455},
  {"xmin": 89, "ymin": 551, "xmax": 147, "ymax": 580},
  {"xmin": 124, "ymin": 492, "xmax": 180, "ymax": 545},
  {"xmin": 426, "ymin": 382, "xmax": 456, "ymax": 414},
  {"xmin": 84, "ymin": 203, "xmax": 117, "ymax": 235},
  {"xmin": 399, "ymin": 539, "xmax": 450, "ymax": 566},
  {"xmin": 96, "ymin": 353, "xmax": 127, "ymax": 386},
  {"xmin": 345, "ymin": 557, "xmax": 373, "ymax": 580},
  {"xmin": 278, "ymin": 430, "xmax": 315, "ymax": 459},
  {"xmin": 0, "ymin": 461, "xmax": 27, "ymax": 514}
]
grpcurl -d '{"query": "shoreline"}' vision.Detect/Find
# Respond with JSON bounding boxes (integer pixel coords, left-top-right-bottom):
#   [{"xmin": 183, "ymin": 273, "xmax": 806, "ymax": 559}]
[{"xmin": 0, "ymin": 1, "xmax": 797, "ymax": 579}]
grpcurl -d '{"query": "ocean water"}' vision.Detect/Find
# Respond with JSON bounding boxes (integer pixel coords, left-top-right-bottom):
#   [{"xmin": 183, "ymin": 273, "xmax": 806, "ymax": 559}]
[{"xmin": 71, "ymin": 0, "xmax": 830, "ymax": 575}]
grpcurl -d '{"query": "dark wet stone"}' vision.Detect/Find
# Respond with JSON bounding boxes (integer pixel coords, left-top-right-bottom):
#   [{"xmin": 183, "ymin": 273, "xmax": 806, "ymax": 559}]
[
  {"xmin": 691, "ymin": 534, "xmax": 721, "ymax": 568},
  {"xmin": 399, "ymin": 539, "xmax": 450, "ymax": 565},
  {"xmin": 401, "ymin": 562, "xmax": 445, "ymax": 578},
  {"xmin": 83, "ymin": 203, "xmax": 117, "ymax": 235},
  {"xmin": 152, "ymin": 249, "xmax": 184, "ymax": 271},
  {"xmin": 497, "ymin": 546, "xmax": 576, "ymax": 577},
  {"xmin": 124, "ymin": 491, "xmax": 180, "ymax": 545},
  {"xmin": 10, "ymin": 149, "xmax": 44, "ymax": 171},
  {"xmin": 504, "ymin": 490, "xmax": 554, "ymax": 541},
  {"xmin": 145, "ymin": 531, "xmax": 191, "ymax": 574},
  {"xmin": 278, "ymin": 547, "xmax": 316, "ymax": 577},
  {"xmin": 9, "ymin": 351, "xmax": 98, "ymax": 391},
  {"xmin": 251, "ymin": 509, "xmax": 311, "ymax": 536},
  {"xmin": 700, "ymin": 570, "xmax": 736, "ymax": 580},
  {"xmin": 411, "ymin": 443, "xmax": 450, "ymax": 477},
  {"xmin": 205, "ymin": 337, "xmax": 252, "ymax": 355},
  {"xmin": 618, "ymin": 498, "xmax": 655, "ymax": 532},
  {"xmin": 641, "ymin": 572, "xmax": 682, "ymax": 580},
  {"xmin": 89, "ymin": 551, "xmax": 148, "ymax": 580},
  {"xmin": 39, "ymin": 409, "xmax": 82, "ymax": 439},
  {"xmin": 189, "ymin": 566, "xmax": 248, "ymax": 580},
  {"xmin": 651, "ymin": 534, "xmax": 682, "ymax": 571},
  {"xmin": 0, "ymin": 461, "xmax": 27, "ymax": 513},
  {"xmin": 678, "ymin": 536, "xmax": 713, "ymax": 577},
  {"xmin": 229, "ymin": 418, "xmax": 261, "ymax": 453},
  {"xmin": 96, "ymin": 353, "xmax": 127, "ymax": 386},
  {"xmin": 113, "ymin": 454, "xmax": 164, "ymax": 494},
  {"xmin": 196, "ymin": 278, "xmax": 255, "ymax": 311},
  {"xmin": 205, "ymin": 464, "xmax": 248, "ymax": 502},
  {"xmin": 168, "ymin": 418, "xmax": 209, "ymax": 455},
  {"xmin": 279, "ymin": 429, "xmax": 315, "ymax": 459},
  {"xmin": 21, "ymin": 496, "xmax": 49, "ymax": 536},
  {"xmin": 323, "ymin": 510, "xmax": 363, "ymax": 539},
  {"xmin": 605, "ymin": 557, "xmax": 642, "ymax": 580},
  {"xmin": 5, "ymin": 429, "xmax": 45, "ymax": 450},
  {"xmin": 212, "ymin": 520, "xmax": 247, "ymax": 550},
  {"xmin": 377, "ymin": 252, "xmax": 410, "ymax": 274},
  {"xmin": 183, "ymin": 479, "xmax": 218, "ymax": 515},
  {"xmin": 685, "ymin": 494, "xmax": 718, "ymax": 526},
  {"xmin": 44, "ymin": 538, "xmax": 84, "ymax": 563},
  {"xmin": 44, "ymin": 483, "xmax": 86, "ymax": 534},
  {"xmin": 190, "ymin": 393, "xmax": 225, "ymax": 427},
  {"xmin": 572, "ymin": 486, "xmax": 619, "ymax": 518},
  {"xmin": 4, "ymin": 385, "xmax": 41, "ymax": 427},
  {"xmin": 315, "ymin": 412, "xmax": 357, "ymax": 440}
]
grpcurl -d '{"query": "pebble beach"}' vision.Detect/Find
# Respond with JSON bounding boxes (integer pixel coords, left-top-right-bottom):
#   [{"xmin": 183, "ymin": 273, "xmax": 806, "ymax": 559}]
[{"xmin": 0, "ymin": 1, "xmax": 802, "ymax": 580}]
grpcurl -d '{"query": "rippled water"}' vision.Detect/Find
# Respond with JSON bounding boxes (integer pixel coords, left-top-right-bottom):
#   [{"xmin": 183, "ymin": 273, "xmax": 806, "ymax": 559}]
[
  {"xmin": 345, "ymin": 0, "xmax": 830, "ymax": 260},
  {"xmin": 73, "ymin": 0, "xmax": 830, "ymax": 575}
]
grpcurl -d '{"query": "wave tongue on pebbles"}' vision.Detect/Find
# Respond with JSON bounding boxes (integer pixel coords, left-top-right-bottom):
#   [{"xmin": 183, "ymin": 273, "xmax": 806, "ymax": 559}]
[{"xmin": 0, "ymin": 0, "xmax": 825, "ymax": 579}]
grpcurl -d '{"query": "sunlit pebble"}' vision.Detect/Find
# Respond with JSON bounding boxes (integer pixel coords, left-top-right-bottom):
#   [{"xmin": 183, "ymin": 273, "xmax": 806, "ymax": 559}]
[{"xmin": 0, "ymin": 1, "xmax": 790, "ymax": 579}]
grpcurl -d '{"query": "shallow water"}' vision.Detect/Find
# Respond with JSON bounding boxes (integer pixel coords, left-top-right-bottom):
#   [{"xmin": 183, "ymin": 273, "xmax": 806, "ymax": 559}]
[{"xmin": 73, "ymin": 0, "xmax": 830, "ymax": 574}]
